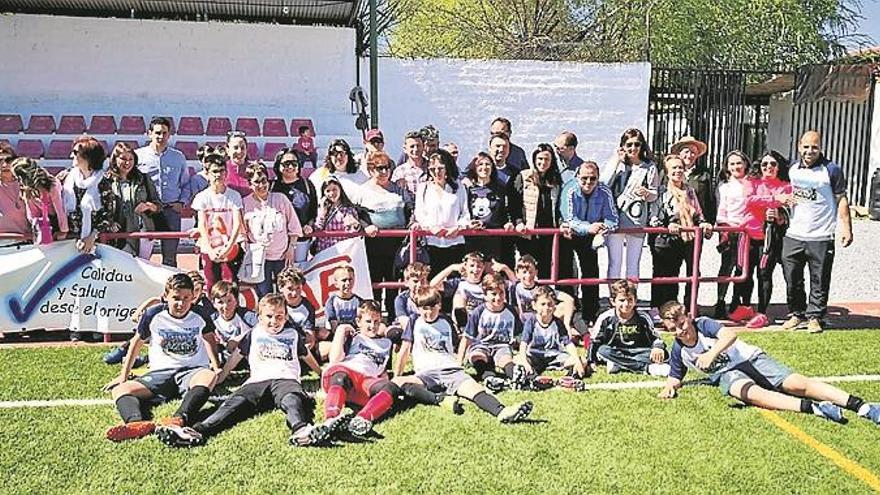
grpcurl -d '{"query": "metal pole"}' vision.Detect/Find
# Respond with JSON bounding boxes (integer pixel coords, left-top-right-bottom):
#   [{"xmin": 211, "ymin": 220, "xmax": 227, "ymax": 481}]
[{"xmin": 369, "ymin": 0, "xmax": 379, "ymax": 128}]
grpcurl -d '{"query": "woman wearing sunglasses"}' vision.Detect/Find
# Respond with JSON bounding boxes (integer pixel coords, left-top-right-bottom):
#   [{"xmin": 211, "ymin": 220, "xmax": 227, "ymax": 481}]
[
  {"xmin": 741, "ymin": 150, "xmax": 792, "ymax": 328},
  {"xmin": 243, "ymin": 162, "xmax": 303, "ymax": 297},
  {"xmin": 603, "ymin": 128, "xmax": 659, "ymax": 281},
  {"xmin": 271, "ymin": 148, "xmax": 317, "ymax": 260},
  {"xmin": 309, "ymin": 138, "xmax": 368, "ymax": 202}
]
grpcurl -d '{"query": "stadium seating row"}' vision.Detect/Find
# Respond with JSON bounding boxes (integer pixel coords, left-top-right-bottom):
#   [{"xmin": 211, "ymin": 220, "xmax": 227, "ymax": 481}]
[
  {"xmin": 0, "ymin": 114, "xmax": 315, "ymax": 137},
  {"xmin": 6, "ymin": 138, "xmax": 303, "ymax": 161}
]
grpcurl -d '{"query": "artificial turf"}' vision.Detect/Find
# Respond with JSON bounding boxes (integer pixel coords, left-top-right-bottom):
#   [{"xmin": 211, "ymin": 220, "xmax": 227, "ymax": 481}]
[{"xmin": 1, "ymin": 330, "xmax": 879, "ymax": 494}]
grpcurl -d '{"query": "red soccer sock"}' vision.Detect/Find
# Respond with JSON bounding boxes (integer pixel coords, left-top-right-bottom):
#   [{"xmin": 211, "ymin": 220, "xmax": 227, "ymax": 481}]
[
  {"xmin": 357, "ymin": 390, "xmax": 394, "ymax": 422},
  {"xmin": 324, "ymin": 385, "xmax": 347, "ymax": 419}
]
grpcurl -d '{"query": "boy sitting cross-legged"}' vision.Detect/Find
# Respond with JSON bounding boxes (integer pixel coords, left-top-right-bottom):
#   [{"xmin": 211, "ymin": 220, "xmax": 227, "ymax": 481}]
[
  {"xmin": 459, "ymin": 273, "xmax": 523, "ymax": 389},
  {"xmin": 392, "ymin": 286, "xmax": 533, "ymax": 424},
  {"xmin": 518, "ymin": 286, "xmax": 586, "ymax": 381},
  {"xmin": 657, "ymin": 300, "xmax": 880, "ymax": 425},
  {"xmin": 508, "ymin": 255, "xmax": 581, "ymax": 343},
  {"xmin": 103, "ymin": 273, "xmax": 221, "ymax": 442},
  {"xmin": 589, "ymin": 280, "xmax": 670, "ymax": 377},
  {"xmin": 322, "ymin": 300, "xmax": 402, "ymax": 437},
  {"xmin": 156, "ymin": 293, "xmax": 348, "ymax": 447}
]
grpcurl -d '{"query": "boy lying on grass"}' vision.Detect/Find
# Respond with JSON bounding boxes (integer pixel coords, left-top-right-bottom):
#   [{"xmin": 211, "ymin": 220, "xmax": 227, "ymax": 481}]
[{"xmin": 657, "ymin": 300, "xmax": 880, "ymax": 425}]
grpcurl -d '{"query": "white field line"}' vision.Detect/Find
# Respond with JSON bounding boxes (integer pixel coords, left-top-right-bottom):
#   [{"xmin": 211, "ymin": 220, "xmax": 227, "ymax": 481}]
[{"xmin": 2, "ymin": 374, "xmax": 880, "ymax": 409}]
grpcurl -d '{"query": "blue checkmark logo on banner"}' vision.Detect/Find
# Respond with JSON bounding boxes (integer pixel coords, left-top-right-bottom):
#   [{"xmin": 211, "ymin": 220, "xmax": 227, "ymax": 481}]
[{"xmin": 7, "ymin": 253, "xmax": 98, "ymax": 324}]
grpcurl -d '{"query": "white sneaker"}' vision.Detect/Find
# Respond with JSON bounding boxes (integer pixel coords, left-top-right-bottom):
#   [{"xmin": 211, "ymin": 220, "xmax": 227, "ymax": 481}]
[
  {"xmin": 606, "ymin": 361, "xmax": 621, "ymax": 374},
  {"xmin": 647, "ymin": 363, "xmax": 671, "ymax": 377}
]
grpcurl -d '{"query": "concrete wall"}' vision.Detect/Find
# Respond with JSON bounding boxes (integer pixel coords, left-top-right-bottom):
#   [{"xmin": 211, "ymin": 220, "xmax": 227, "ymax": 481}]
[
  {"xmin": 0, "ymin": 14, "xmax": 359, "ymax": 137},
  {"xmin": 767, "ymin": 92, "xmax": 794, "ymax": 157},
  {"xmin": 362, "ymin": 58, "xmax": 651, "ymax": 165}
]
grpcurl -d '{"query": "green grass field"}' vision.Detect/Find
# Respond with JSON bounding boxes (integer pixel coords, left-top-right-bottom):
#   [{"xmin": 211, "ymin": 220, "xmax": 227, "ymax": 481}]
[{"xmin": 2, "ymin": 330, "xmax": 880, "ymax": 494}]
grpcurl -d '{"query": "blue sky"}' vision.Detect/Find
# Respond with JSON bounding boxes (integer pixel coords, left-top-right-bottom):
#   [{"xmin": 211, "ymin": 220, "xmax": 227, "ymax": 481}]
[{"xmin": 855, "ymin": 0, "xmax": 880, "ymax": 47}]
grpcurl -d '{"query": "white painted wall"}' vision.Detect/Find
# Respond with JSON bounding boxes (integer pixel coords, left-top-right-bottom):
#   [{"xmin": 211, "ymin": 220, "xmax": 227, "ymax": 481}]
[
  {"xmin": 767, "ymin": 92, "xmax": 794, "ymax": 157},
  {"xmin": 0, "ymin": 14, "xmax": 359, "ymax": 138},
  {"xmin": 361, "ymin": 58, "xmax": 651, "ymax": 166},
  {"xmin": 870, "ymin": 80, "xmax": 880, "ymax": 202}
]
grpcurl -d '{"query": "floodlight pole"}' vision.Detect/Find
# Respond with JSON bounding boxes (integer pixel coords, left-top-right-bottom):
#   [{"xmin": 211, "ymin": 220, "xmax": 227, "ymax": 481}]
[{"xmin": 369, "ymin": 0, "xmax": 379, "ymax": 128}]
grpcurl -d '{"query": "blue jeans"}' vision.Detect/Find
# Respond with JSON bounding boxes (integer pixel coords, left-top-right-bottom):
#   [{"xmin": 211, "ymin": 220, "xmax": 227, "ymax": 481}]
[{"xmin": 255, "ymin": 259, "xmax": 287, "ymax": 298}]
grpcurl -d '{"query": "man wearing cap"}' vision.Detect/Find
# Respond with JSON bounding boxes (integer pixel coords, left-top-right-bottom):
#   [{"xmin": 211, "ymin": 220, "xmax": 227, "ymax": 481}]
[
  {"xmin": 357, "ymin": 128, "xmax": 387, "ymax": 175},
  {"xmin": 490, "ymin": 117, "xmax": 529, "ymax": 172},
  {"xmin": 554, "ymin": 131, "xmax": 584, "ymax": 186},
  {"xmin": 778, "ymin": 130, "xmax": 853, "ymax": 334},
  {"xmin": 671, "ymin": 136, "xmax": 715, "ymax": 223}
]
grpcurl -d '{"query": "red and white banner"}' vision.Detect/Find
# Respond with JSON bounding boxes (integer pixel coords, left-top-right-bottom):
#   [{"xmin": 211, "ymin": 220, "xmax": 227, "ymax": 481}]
[{"xmin": 294, "ymin": 237, "xmax": 373, "ymax": 325}]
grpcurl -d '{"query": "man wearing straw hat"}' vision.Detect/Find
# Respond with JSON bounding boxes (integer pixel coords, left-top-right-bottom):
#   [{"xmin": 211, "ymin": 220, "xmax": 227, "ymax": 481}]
[{"xmin": 671, "ymin": 136, "xmax": 715, "ymax": 223}]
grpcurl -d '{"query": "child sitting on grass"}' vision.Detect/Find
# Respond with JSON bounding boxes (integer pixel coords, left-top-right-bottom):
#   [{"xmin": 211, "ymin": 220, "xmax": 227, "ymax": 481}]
[
  {"xmin": 431, "ymin": 251, "xmax": 516, "ymax": 331},
  {"xmin": 590, "ymin": 280, "xmax": 669, "ymax": 376},
  {"xmin": 321, "ymin": 264, "xmax": 365, "ymax": 360},
  {"xmin": 518, "ymin": 286, "xmax": 586, "ymax": 380},
  {"xmin": 458, "ymin": 274, "xmax": 522, "ymax": 387},
  {"xmin": 209, "ymin": 280, "xmax": 257, "ymax": 361},
  {"xmin": 392, "ymin": 286, "xmax": 532, "ymax": 424},
  {"xmin": 156, "ymin": 293, "xmax": 344, "ymax": 447},
  {"xmin": 276, "ymin": 267, "xmax": 316, "ymax": 343},
  {"xmin": 103, "ymin": 273, "xmax": 221, "ymax": 442},
  {"xmin": 508, "ymin": 255, "xmax": 581, "ymax": 342},
  {"xmin": 394, "ymin": 262, "xmax": 431, "ymax": 329},
  {"xmin": 657, "ymin": 300, "xmax": 880, "ymax": 425},
  {"xmin": 322, "ymin": 300, "xmax": 402, "ymax": 437}
]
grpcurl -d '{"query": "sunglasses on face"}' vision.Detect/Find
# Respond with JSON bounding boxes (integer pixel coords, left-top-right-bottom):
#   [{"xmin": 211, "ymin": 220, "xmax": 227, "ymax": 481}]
[
  {"xmin": 761, "ymin": 161, "xmax": 778, "ymax": 168},
  {"xmin": 331, "ymin": 148, "xmax": 348, "ymax": 156},
  {"xmin": 280, "ymin": 160, "xmax": 299, "ymax": 168},
  {"xmin": 371, "ymin": 165, "xmax": 391, "ymax": 173}
]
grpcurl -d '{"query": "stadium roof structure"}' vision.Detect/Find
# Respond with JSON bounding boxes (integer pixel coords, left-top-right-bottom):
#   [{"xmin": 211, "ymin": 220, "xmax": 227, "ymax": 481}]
[{"xmin": 0, "ymin": 0, "xmax": 361, "ymax": 26}]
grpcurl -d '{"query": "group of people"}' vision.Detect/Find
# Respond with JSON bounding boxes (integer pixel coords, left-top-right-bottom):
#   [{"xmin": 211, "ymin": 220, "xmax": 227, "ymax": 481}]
[
  {"xmin": 0, "ymin": 116, "xmax": 871, "ymax": 445},
  {"xmin": 0, "ymin": 116, "xmax": 853, "ymax": 336}
]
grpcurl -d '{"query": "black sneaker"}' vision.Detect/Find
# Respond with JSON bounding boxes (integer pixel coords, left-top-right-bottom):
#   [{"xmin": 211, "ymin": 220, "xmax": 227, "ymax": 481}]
[
  {"xmin": 484, "ymin": 376, "xmax": 509, "ymax": 393},
  {"xmin": 156, "ymin": 425, "xmax": 205, "ymax": 447}
]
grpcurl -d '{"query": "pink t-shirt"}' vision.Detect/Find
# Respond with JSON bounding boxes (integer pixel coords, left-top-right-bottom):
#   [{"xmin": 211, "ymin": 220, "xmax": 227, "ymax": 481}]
[
  {"xmin": 744, "ymin": 177, "xmax": 792, "ymax": 240},
  {"xmin": 0, "ymin": 179, "xmax": 29, "ymax": 237},
  {"xmin": 225, "ymin": 160, "xmax": 252, "ymax": 198},
  {"xmin": 242, "ymin": 192, "xmax": 303, "ymax": 260},
  {"xmin": 716, "ymin": 178, "xmax": 749, "ymax": 227},
  {"xmin": 297, "ymin": 136, "xmax": 315, "ymax": 153}
]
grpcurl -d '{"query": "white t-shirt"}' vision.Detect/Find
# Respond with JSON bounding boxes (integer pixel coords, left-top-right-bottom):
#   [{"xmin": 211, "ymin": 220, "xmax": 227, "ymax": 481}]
[
  {"xmin": 191, "ymin": 187, "xmax": 243, "ymax": 250},
  {"xmin": 402, "ymin": 314, "xmax": 461, "ymax": 373},
  {"xmin": 137, "ymin": 304, "xmax": 214, "ymax": 372},
  {"xmin": 668, "ymin": 317, "xmax": 762, "ymax": 381},
  {"xmin": 238, "ymin": 324, "xmax": 309, "ymax": 385},
  {"xmin": 340, "ymin": 334, "xmax": 393, "ymax": 377},
  {"xmin": 212, "ymin": 307, "xmax": 257, "ymax": 345}
]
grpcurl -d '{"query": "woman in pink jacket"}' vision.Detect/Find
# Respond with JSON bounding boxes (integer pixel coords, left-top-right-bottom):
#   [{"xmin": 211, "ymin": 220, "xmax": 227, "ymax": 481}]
[
  {"xmin": 714, "ymin": 150, "xmax": 752, "ymax": 322},
  {"xmin": 743, "ymin": 150, "xmax": 792, "ymax": 328}
]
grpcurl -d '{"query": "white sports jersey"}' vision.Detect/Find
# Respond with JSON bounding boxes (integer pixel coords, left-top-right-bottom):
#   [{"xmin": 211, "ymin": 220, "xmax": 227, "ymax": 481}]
[
  {"xmin": 238, "ymin": 324, "xmax": 308, "ymax": 385},
  {"xmin": 669, "ymin": 317, "xmax": 762, "ymax": 380},
  {"xmin": 137, "ymin": 304, "xmax": 214, "ymax": 372},
  {"xmin": 286, "ymin": 299, "xmax": 315, "ymax": 334},
  {"xmin": 340, "ymin": 334, "xmax": 393, "ymax": 377},
  {"xmin": 212, "ymin": 307, "xmax": 257, "ymax": 344},
  {"xmin": 402, "ymin": 314, "xmax": 461, "ymax": 373}
]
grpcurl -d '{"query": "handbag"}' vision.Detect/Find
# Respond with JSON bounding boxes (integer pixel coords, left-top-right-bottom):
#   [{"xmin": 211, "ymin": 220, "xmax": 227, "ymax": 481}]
[
  {"xmin": 237, "ymin": 243, "xmax": 266, "ymax": 284},
  {"xmin": 394, "ymin": 235, "xmax": 430, "ymax": 272}
]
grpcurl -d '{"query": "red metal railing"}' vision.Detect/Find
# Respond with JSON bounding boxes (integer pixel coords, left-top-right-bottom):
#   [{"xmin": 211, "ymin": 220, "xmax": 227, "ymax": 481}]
[{"xmin": 2, "ymin": 225, "xmax": 750, "ymax": 318}]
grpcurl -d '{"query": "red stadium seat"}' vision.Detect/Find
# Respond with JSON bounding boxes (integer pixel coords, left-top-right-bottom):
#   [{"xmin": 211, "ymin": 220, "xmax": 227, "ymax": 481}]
[
  {"xmin": 119, "ymin": 115, "xmax": 146, "ymax": 135},
  {"xmin": 88, "ymin": 115, "xmax": 117, "ymax": 134},
  {"xmin": 46, "ymin": 139, "xmax": 74, "ymax": 159},
  {"xmin": 0, "ymin": 114, "xmax": 24, "ymax": 134},
  {"xmin": 247, "ymin": 142, "xmax": 260, "ymax": 161},
  {"xmin": 177, "ymin": 116, "xmax": 204, "ymax": 136},
  {"xmin": 235, "ymin": 117, "xmax": 261, "ymax": 137},
  {"xmin": 15, "ymin": 139, "xmax": 45, "ymax": 158},
  {"xmin": 25, "ymin": 115, "xmax": 56, "ymax": 134},
  {"xmin": 262, "ymin": 118, "xmax": 288, "ymax": 137},
  {"xmin": 206, "ymin": 117, "xmax": 232, "ymax": 136},
  {"xmin": 175, "ymin": 141, "xmax": 199, "ymax": 160},
  {"xmin": 58, "ymin": 115, "xmax": 86, "ymax": 134},
  {"xmin": 290, "ymin": 118, "xmax": 315, "ymax": 137},
  {"xmin": 45, "ymin": 166, "xmax": 66, "ymax": 176},
  {"xmin": 262, "ymin": 142, "xmax": 288, "ymax": 161}
]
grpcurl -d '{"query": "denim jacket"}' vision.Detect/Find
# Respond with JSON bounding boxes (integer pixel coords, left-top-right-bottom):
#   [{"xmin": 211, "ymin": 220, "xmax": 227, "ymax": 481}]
[{"xmin": 559, "ymin": 181, "xmax": 618, "ymax": 236}]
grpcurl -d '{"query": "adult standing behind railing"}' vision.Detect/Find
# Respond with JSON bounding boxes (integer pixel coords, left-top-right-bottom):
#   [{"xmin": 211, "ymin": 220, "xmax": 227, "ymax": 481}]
[
  {"xmin": 242, "ymin": 162, "xmax": 302, "ymax": 297},
  {"xmin": 558, "ymin": 161, "xmax": 618, "ymax": 324},
  {"xmin": 358, "ymin": 150, "xmax": 412, "ymax": 315},
  {"xmin": 603, "ymin": 128, "xmax": 659, "ymax": 281},
  {"xmin": 10, "ymin": 156, "xmax": 69, "ymax": 244},
  {"xmin": 509, "ymin": 143, "xmax": 564, "ymax": 280},
  {"xmin": 648, "ymin": 155, "xmax": 713, "ymax": 310},
  {"xmin": 271, "ymin": 147, "xmax": 317, "ymax": 263},
  {"xmin": 671, "ymin": 136, "xmax": 715, "ymax": 224},
  {"xmin": 63, "ymin": 135, "xmax": 114, "ymax": 255},
  {"xmin": 100, "ymin": 142, "xmax": 161, "ymax": 259},
  {"xmin": 411, "ymin": 149, "xmax": 470, "ymax": 277},
  {"xmin": 461, "ymin": 151, "xmax": 514, "ymax": 267},
  {"xmin": 310, "ymin": 139, "xmax": 369, "ymax": 201},
  {"xmin": 0, "ymin": 143, "xmax": 31, "ymax": 245},
  {"xmin": 714, "ymin": 150, "xmax": 754, "ymax": 322},
  {"xmin": 135, "ymin": 117, "xmax": 189, "ymax": 267},
  {"xmin": 742, "ymin": 150, "xmax": 792, "ymax": 329},
  {"xmin": 224, "ymin": 130, "xmax": 253, "ymax": 198}
]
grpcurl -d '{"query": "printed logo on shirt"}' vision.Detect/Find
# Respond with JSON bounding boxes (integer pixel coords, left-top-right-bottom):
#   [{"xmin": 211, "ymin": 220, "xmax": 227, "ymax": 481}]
[
  {"xmin": 792, "ymin": 185, "xmax": 817, "ymax": 202},
  {"xmin": 257, "ymin": 336, "xmax": 295, "ymax": 361},
  {"xmin": 350, "ymin": 341, "xmax": 388, "ymax": 368},
  {"xmin": 703, "ymin": 352, "xmax": 731, "ymax": 374},
  {"xmin": 157, "ymin": 328, "xmax": 199, "ymax": 357},
  {"xmin": 421, "ymin": 326, "xmax": 451, "ymax": 353},
  {"xmin": 617, "ymin": 324, "xmax": 641, "ymax": 345}
]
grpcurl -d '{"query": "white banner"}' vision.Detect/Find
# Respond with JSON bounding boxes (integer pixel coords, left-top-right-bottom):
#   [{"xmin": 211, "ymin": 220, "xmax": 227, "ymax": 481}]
[
  {"xmin": 293, "ymin": 237, "xmax": 373, "ymax": 326},
  {"xmin": 0, "ymin": 241, "xmax": 178, "ymax": 334}
]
